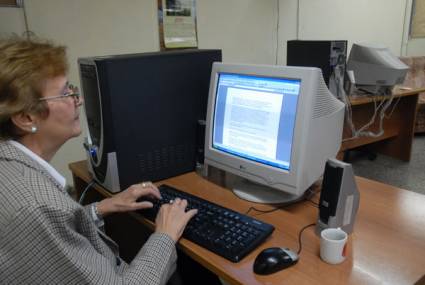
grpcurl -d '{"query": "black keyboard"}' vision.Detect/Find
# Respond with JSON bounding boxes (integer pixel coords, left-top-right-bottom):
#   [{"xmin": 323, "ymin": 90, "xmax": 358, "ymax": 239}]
[{"xmin": 138, "ymin": 184, "xmax": 275, "ymax": 262}]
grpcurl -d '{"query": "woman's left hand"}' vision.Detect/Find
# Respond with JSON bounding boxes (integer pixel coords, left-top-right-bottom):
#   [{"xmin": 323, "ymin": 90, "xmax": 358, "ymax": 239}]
[{"xmin": 96, "ymin": 182, "xmax": 160, "ymax": 217}]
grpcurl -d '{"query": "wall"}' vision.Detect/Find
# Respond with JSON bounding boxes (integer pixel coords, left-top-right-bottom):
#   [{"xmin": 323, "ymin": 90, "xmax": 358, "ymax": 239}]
[
  {"xmin": 406, "ymin": 38, "xmax": 425, "ymax": 55},
  {"xmin": 197, "ymin": 0, "xmax": 277, "ymax": 64},
  {"xmin": 0, "ymin": 0, "xmax": 424, "ymax": 185},
  {"xmin": 278, "ymin": 0, "xmax": 410, "ymax": 64},
  {"xmin": 0, "ymin": 6, "xmax": 25, "ymax": 35}
]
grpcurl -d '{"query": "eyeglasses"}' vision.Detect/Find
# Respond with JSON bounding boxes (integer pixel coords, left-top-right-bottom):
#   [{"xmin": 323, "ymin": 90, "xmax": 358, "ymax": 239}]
[{"xmin": 39, "ymin": 83, "xmax": 81, "ymax": 103}]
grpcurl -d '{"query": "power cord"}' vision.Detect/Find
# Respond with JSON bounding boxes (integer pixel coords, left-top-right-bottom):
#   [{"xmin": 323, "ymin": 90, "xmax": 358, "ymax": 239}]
[
  {"xmin": 306, "ymin": 198, "xmax": 319, "ymax": 207},
  {"xmin": 78, "ymin": 179, "xmax": 96, "ymax": 204},
  {"xmin": 245, "ymin": 205, "xmax": 281, "ymax": 216},
  {"xmin": 385, "ymin": 94, "xmax": 402, "ymax": 119},
  {"xmin": 244, "ymin": 187, "xmax": 319, "ymax": 215},
  {"xmin": 340, "ymin": 67, "xmax": 399, "ymax": 141}
]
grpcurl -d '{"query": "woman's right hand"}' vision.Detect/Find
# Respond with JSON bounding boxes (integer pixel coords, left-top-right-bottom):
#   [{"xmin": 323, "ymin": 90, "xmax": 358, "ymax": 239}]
[{"xmin": 155, "ymin": 198, "xmax": 197, "ymax": 242}]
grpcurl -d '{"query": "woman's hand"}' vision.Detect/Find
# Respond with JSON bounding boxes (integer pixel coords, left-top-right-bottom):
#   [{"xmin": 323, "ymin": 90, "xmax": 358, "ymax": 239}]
[
  {"xmin": 96, "ymin": 182, "xmax": 160, "ymax": 217},
  {"xmin": 155, "ymin": 198, "xmax": 197, "ymax": 242}
]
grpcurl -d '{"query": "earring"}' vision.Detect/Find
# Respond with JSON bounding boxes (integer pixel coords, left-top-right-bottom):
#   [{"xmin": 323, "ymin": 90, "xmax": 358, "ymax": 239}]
[{"xmin": 31, "ymin": 126, "xmax": 37, "ymax": 133}]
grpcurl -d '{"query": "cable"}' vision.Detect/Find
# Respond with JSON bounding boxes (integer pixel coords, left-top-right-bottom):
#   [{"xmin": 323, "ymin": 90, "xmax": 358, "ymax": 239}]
[
  {"xmin": 356, "ymin": 93, "xmax": 394, "ymax": 138},
  {"xmin": 354, "ymin": 96, "xmax": 381, "ymax": 135},
  {"xmin": 332, "ymin": 64, "xmax": 357, "ymax": 139},
  {"xmin": 296, "ymin": 0, "xmax": 300, "ymax": 40},
  {"xmin": 78, "ymin": 179, "xmax": 96, "ymax": 204},
  {"xmin": 339, "ymin": 57, "xmax": 400, "ymax": 141},
  {"xmin": 305, "ymin": 185, "xmax": 320, "ymax": 207},
  {"xmin": 296, "ymin": 223, "xmax": 316, "ymax": 255},
  {"xmin": 275, "ymin": 0, "xmax": 280, "ymax": 65},
  {"xmin": 245, "ymin": 205, "xmax": 279, "ymax": 216},
  {"xmin": 342, "ymin": 84, "xmax": 397, "ymax": 140},
  {"xmin": 385, "ymin": 95, "xmax": 402, "ymax": 119},
  {"xmin": 244, "ymin": 187, "xmax": 318, "ymax": 215},
  {"xmin": 306, "ymin": 199, "xmax": 319, "ymax": 207},
  {"xmin": 21, "ymin": 0, "xmax": 30, "ymax": 38},
  {"xmin": 247, "ymin": 209, "xmax": 317, "ymax": 255}
]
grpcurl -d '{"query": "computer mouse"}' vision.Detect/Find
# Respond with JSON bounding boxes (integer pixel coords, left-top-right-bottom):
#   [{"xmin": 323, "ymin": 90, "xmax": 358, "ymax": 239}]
[{"xmin": 253, "ymin": 247, "xmax": 299, "ymax": 275}]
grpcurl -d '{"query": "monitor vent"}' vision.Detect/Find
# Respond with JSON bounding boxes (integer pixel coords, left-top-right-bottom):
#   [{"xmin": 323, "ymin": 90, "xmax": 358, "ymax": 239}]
[
  {"xmin": 313, "ymin": 76, "xmax": 342, "ymax": 119},
  {"xmin": 138, "ymin": 144, "xmax": 191, "ymax": 175}
]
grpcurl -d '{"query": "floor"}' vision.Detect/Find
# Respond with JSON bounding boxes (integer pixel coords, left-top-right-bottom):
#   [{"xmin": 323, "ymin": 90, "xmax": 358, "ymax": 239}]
[{"xmin": 349, "ymin": 134, "xmax": 425, "ymax": 195}]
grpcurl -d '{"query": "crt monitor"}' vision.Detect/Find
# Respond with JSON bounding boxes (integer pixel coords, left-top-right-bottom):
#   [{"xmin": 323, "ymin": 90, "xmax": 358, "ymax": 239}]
[
  {"xmin": 346, "ymin": 43, "xmax": 409, "ymax": 94},
  {"xmin": 204, "ymin": 62, "xmax": 345, "ymax": 204}
]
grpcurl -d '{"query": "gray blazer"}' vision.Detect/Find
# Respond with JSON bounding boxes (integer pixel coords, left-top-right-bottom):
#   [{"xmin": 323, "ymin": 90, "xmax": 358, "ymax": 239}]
[{"xmin": 0, "ymin": 141, "xmax": 177, "ymax": 284}]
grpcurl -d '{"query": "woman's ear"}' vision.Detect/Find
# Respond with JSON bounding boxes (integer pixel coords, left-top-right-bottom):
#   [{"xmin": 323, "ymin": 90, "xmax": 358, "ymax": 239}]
[{"xmin": 10, "ymin": 113, "xmax": 38, "ymax": 134}]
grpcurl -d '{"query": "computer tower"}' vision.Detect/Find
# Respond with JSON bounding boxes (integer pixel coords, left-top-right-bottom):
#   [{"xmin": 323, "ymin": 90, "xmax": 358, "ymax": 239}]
[
  {"xmin": 286, "ymin": 40, "xmax": 347, "ymax": 86},
  {"xmin": 78, "ymin": 49, "xmax": 222, "ymax": 192}
]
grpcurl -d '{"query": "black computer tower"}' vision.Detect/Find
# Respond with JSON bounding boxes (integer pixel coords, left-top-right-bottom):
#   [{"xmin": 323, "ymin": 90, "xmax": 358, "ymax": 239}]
[
  {"xmin": 286, "ymin": 40, "xmax": 347, "ymax": 86},
  {"xmin": 78, "ymin": 49, "xmax": 222, "ymax": 192}
]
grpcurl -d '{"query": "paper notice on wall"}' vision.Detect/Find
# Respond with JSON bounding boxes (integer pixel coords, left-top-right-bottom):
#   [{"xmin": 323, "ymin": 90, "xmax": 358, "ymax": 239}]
[
  {"xmin": 161, "ymin": 0, "xmax": 198, "ymax": 48},
  {"xmin": 411, "ymin": 0, "xmax": 425, "ymax": 38}
]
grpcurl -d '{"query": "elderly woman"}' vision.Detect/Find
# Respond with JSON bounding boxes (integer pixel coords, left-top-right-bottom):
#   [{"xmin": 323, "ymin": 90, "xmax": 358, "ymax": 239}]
[{"xmin": 0, "ymin": 36, "xmax": 197, "ymax": 284}]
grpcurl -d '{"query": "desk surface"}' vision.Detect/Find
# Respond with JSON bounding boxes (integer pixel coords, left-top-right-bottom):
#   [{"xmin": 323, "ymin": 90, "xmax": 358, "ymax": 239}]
[
  {"xmin": 348, "ymin": 86, "xmax": 425, "ymax": 105},
  {"xmin": 70, "ymin": 161, "xmax": 425, "ymax": 285}
]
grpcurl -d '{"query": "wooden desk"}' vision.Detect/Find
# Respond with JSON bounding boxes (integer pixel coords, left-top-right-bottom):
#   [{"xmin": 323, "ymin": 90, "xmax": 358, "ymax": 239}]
[
  {"xmin": 69, "ymin": 161, "xmax": 425, "ymax": 285},
  {"xmin": 339, "ymin": 87, "xmax": 425, "ymax": 161}
]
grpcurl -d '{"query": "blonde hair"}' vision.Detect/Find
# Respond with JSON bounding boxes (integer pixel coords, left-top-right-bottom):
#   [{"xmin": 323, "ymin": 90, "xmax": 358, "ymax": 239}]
[{"xmin": 0, "ymin": 35, "xmax": 68, "ymax": 140}]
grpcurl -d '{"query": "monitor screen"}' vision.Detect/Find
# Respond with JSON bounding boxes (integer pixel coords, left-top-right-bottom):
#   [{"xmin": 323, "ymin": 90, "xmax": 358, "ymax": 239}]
[
  {"xmin": 212, "ymin": 73, "xmax": 300, "ymax": 172},
  {"xmin": 204, "ymin": 63, "xmax": 345, "ymax": 204}
]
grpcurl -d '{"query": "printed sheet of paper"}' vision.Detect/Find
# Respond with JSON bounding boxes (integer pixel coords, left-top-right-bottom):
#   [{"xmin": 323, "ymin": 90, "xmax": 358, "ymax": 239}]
[{"xmin": 161, "ymin": 0, "xmax": 198, "ymax": 48}]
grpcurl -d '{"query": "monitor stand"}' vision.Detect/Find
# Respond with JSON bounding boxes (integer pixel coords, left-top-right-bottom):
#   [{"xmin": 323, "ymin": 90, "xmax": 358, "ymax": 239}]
[{"xmin": 232, "ymin": 179, "xmax": 306, "ymax": 205}]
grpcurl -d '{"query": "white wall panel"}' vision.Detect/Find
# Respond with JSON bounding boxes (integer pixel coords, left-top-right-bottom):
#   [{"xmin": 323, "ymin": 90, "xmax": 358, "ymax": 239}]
[
  {"xmin": 197, "ymin": 0, "xmax": 277, "ymax": 64},
  {"xmin": 0, "ymin": 7, "xmax": 25, "ymax": 36},
  {"xmin": 297, "ymin": 0, "xmax": 407, "ymax": 55}
]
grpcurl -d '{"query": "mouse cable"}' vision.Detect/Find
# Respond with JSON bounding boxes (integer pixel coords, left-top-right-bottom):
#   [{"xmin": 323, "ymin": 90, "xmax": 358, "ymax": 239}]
[
  {"xmin": 306, "ymin": 197, "xmax": 319, "ymax": 208},
  {"xmin": 296, "ymin": 223, "xmax": 316, "ymax": 255},
  {"xmin": 245, "ymin": 206, "xmax": 280, "ymax": 215},
  {"xmin": 305, "ymin": 186, "xmax": 320, "ymax": 208},
  {"xmin": 78, "ymin": 179, "xmax": 97, "ymax": 204}
]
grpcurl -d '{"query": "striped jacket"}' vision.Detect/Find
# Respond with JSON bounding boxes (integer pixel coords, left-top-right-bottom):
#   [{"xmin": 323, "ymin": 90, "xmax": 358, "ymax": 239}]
[{"xmin": 0, "ymin": 141, "xmax": 176, "ymax": 284}]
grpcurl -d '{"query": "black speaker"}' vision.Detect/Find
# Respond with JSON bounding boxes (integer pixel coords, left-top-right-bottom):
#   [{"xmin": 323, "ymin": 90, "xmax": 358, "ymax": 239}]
[{"xmin": 316, "ymin": 159, "xmax": 360, "ymax": 235}]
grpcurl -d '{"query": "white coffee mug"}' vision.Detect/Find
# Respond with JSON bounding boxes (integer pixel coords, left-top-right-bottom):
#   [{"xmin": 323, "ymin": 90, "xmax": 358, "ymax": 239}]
[{"xmin": 320, "ymin": 227, "xmax": 348, "ymax": 264}]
